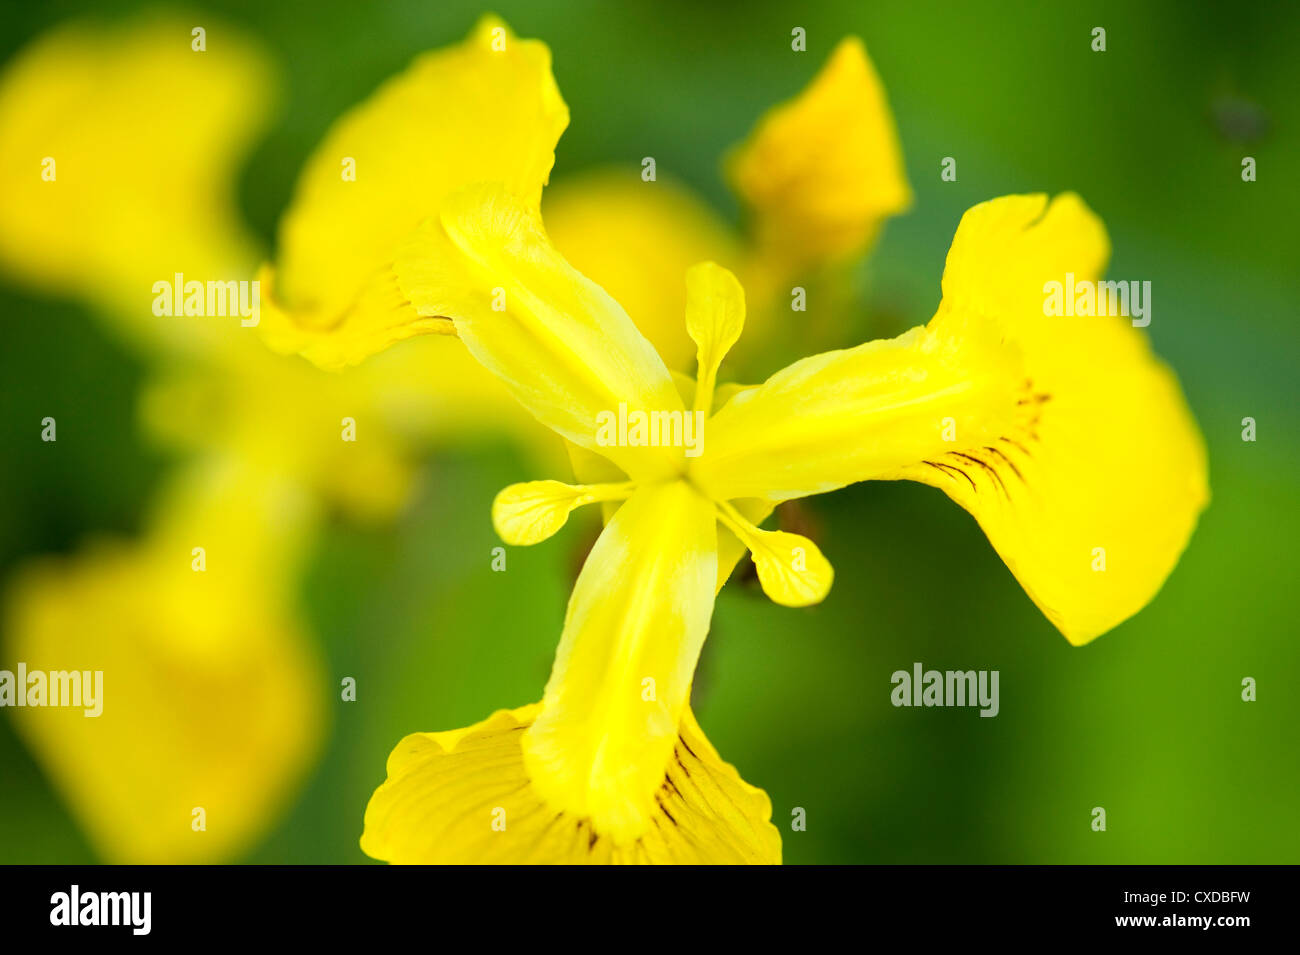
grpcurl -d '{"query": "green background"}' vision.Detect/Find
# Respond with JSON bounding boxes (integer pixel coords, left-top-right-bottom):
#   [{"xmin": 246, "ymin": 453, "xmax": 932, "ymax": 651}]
[{"xmin": 1, "ymin": 0, "xmax": 1296, "ymax": 863}]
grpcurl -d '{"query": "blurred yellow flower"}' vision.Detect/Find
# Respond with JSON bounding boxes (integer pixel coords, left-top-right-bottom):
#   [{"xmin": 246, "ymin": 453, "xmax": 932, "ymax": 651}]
[
  {"xmin": 728, "ymin": 37, "xmax": 912, "ymax": 276},
  {"xmin": 3, "ymin": 460, "xmax": 324, "ymax": 863},
  {"xmin": 0, "ymin": 14, "xmax": 272, "ymax": 357},
  {"xmin": 0, "ymin": 12, "xmax": 329, "ymax": 864}
]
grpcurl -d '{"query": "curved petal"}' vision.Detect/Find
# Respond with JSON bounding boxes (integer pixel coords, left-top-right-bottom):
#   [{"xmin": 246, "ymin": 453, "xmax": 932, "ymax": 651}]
[
  {"xmin": 397, "ymin": 184, "xmax": 686, "ymax": 481},
  {"xmin": 727, "ymin": 36, "xmax": 911, "ymax": 274},
  {"xmin": 360, "ymin": 703, "xmax": 780, "ymax": 863},
  {"xmin": 696, "ymin": 194, "xmax": 1207, "ymax": 643},
  {"xmin": 261, "ymin": 15, "xmax": 569, "ymax": 368},
  {"xmin": 521, "ymin": 481, "xmax": 718, "ymax": 845},
  {"xmin": 905, "ymin": 194, "xmax": 1209, "ymax": 643}
]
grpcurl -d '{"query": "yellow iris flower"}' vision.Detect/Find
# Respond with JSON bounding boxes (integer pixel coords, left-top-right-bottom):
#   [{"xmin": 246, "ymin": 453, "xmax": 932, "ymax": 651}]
[
  {"xmin": 0, "ymin": 11, "xmax": 1208, "ymax": 865},
  {"xmin": 349, "ymin": 182, "xmax": 1206, "ymax": 862}
]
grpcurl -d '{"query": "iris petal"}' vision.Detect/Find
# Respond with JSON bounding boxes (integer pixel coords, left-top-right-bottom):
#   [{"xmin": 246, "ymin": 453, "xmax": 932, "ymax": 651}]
[
  {"xmin": 522, "ymin": 481, "xmax": 717, "ymax": 844},
  {"xmin": 261, "ymin": 15, "xmax": 569, "ymax": 369},
  {"xmin": 361, "ymin": 703, "xmax": 780, "ymax": 864},
  {"xmin": 696, "ymin": 194, "xmax": 1207, "ymax": 642}
]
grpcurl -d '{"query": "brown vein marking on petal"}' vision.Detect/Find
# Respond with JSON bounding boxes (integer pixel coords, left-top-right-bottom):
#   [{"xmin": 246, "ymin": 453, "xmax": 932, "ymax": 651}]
[
  {"xmin": 984, "ymin": 445, "xmax": 1025, "ymax": 482},
  {"xmin": 939, "ymin": 378, "xmax": 1049, "ymax": 496},
  {"xmin": 998, "ymin": 436, "xmax": 1031, "ymax": 457},
  {"xmin": 423, "ymin": 314, "xmax": 459, "ymax": 336},
  {"xmin": 674, "ymin": 750, "xmax": 693, "ymax": 778},
  {"xmin": 924, "ymin": 460, "xmax": 977, "ymax": 493},
  {"xmin": 575, "ymin": 817, "xmax": 601, "ymax": 852},
  {"xmin": 654, "ymin": 793, "xmax": 679, "ymax": 827},
  {"xmin": 951, "ymin": 451, "xmax": 1010, "ymax": 498},
  {"xmin": 672, "ymin": 734, "xmax": 757, "ymax": 837},
  {"xmin": 674, "ymin": 739, "xmax": 719, "ymax": 816}
]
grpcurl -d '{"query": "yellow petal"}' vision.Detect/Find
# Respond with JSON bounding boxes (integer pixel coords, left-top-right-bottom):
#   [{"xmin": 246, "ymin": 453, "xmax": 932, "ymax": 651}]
[
  {"xmin": 727, "ymin": 36, "xmax": 911, "ymax": 274},
  {"xmin": 492, "ymin": 479, "xmax": 635, "ymax": 546},
  {"xmin": 691, "ymin": 321, "xmax": 1023, "ymax": 502},
  {"xmin": 685, "ymin": 262, "xmax": 746, "ymax": 416},
  {"xmin": 2, "ymin": 467, "xmax": 325, "ymax": 863},
  {"xmin": 543, "ymin": 170, "xmax": 745, "ymax": 372},
  {"xmin": 397, "ymin": 183, "xmax": 686, "ymax": 481},
  {"xmin": 697, "ymin": 194, "xmax": 1207, "ymax": 644},
  {"xmin": 904, "ymin": 194, "xmax": 1209, "ymax": 644},
  {"xmin": 360, "ymin": 703, "xmax": 780, "ymax": 863},
  {"xmin": 521, "ymin": 481, "xmax": 717, "ymax": 844},
  {"xmin": 262, "ymin": 15, "xmax": 568, "ymax": 368},
  {"xmin": 0, "ymin": 15, "xmax": 272, "ymax": 353},
  {"xmin": 257, "ymin": 262, "xmax": 456, "ymax": 371}
]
